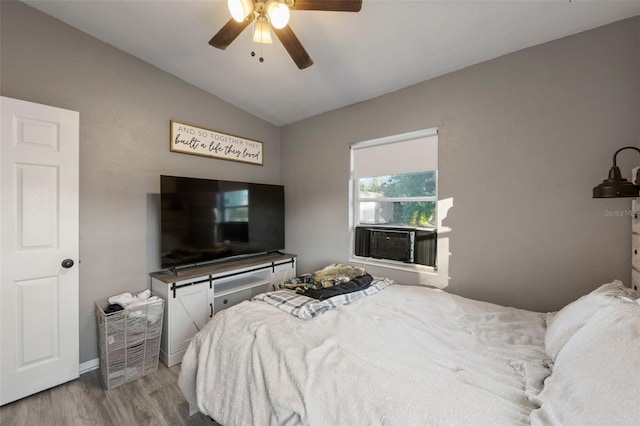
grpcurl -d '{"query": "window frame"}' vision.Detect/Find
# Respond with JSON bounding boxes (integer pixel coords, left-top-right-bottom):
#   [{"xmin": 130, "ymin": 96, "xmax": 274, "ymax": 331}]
[{"xmin": 349, "ymin": 128, "xmax": 438, "ymax": 271}]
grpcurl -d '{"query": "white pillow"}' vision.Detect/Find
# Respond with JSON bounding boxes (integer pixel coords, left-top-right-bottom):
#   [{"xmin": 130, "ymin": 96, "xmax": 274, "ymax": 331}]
[
  {"xmin": 531, "ymin": 300, "xmax": 640, "ymax": 425},
  {"xmin": 544, "ymin": 280, "xmax": 636, "ymax": 360}
]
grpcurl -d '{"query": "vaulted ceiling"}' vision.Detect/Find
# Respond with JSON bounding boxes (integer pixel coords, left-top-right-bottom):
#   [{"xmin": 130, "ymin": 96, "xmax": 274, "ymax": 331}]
[{"xmin": 23, "ymin": 0, "xmax": 640, "ymax": 126}]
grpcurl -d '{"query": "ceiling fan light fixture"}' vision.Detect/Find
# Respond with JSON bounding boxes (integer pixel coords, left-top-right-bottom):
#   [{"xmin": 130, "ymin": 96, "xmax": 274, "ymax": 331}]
[
  {"xmin": 253, "ymin": 16, "xmax": 273, "ymax": 43},
  {"xmin": 266, "ymin": 1, "xmax": 290, "ymax": 29},
  {"xmin": 228, "ymin": 0, "xmax": 254, "ymax": 22},
  {"xmin": 211, "ymin": 0, "xmax": 363, "ymax": 69}
]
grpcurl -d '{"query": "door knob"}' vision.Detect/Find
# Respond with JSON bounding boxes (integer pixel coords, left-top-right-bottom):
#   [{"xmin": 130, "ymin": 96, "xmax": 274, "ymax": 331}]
[{"xmin": 61, "ymin": 259, "xmax": 74, "ymax": 269}]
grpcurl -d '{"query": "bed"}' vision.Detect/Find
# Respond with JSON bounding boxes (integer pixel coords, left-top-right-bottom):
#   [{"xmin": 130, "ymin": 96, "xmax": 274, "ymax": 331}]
[{"xmin": 178, "ymin": 268, "xmax": 640, "ymax": 425}]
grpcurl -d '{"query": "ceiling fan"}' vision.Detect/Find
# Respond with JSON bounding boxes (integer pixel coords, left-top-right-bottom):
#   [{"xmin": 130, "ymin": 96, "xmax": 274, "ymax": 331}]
[{"xmin": 209, "ymin": 0, "xmax": 363, "ymax": 69}]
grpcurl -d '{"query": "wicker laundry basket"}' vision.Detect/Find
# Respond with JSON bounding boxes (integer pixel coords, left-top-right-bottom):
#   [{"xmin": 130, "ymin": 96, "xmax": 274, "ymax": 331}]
[{"xmin": 95, "ymin": 292, "xmax": 164, "ymax": 389}]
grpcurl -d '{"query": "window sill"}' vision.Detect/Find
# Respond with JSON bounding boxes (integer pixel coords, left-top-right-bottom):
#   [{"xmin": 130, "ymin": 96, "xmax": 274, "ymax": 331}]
[{"xmin": 349, "ymin": 256, "xmax": 437, "ymax": 275}]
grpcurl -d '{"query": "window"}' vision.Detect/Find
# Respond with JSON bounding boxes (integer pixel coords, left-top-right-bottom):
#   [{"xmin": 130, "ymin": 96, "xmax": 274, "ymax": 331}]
[
  {"xmin": 220, "ymin": 189, "xmax": 248, "ymax": 222},
  {"xmin": 218, "ymin": 189, "xmax": 249, "ymax": 242},
  {"xmin": 358, "ymin": 171, "xmax": 437, "ymax": 227},
  {"xmin": 350, "ymin": 128, "xmax": 438, "ymax": 267}
]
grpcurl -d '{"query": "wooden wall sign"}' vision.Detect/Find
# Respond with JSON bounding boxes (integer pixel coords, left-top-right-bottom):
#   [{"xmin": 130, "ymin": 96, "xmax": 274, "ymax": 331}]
[{"xmin": 170, "ymin": 120, "xmax": 263, "ymax": 165}]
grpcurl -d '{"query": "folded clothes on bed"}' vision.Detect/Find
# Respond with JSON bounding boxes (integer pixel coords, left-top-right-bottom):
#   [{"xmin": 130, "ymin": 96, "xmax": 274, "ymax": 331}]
[
  {"xmin": 302, "ymin": 273, "xmax": 374, "ymax": 300},
  {"xmin": 275, "ymin": 263, "xmax": 367, "ymax": 294}
]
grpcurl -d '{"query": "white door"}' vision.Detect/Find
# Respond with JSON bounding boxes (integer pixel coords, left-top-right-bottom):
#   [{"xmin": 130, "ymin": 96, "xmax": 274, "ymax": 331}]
[{"xmin": 0, "ymin": 96, "xmax": 79, "ymax": 405}]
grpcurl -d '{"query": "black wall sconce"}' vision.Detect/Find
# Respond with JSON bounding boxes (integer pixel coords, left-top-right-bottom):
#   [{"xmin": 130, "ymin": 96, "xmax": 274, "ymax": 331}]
[{"xmin": 593, "ymin": 146, "xmax": 640, "ymax": 198}]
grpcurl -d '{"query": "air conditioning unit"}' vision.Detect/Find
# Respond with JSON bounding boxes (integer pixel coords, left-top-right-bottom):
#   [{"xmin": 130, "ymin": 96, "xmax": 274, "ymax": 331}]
[
  {"xmin": 355, "ymin": 227, "xmax": 436, "ymax": 266},
  {"xmin": 371, "ymin": 229, "xmax": 414, "ymax": 262}
]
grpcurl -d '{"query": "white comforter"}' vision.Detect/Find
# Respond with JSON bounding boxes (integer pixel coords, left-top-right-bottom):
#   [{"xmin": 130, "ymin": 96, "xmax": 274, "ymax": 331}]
[{"xmin": 179, "ymin": 284, "xmax": 551, "ymax": 425}]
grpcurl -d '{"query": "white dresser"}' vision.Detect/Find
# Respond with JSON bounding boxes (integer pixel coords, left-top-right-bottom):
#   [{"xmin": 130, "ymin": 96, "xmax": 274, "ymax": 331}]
[{"xmin": 151, "ymin": 253, "xmax": 296, "ymax": 366}]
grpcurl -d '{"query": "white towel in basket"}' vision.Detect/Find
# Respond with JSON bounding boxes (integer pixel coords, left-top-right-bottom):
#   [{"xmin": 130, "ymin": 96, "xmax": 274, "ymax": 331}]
[
  {"xmin": 109, "ymin": 290, "xmax": 152, "ymax": 308},
  {"xmin": 108, "ymin": 290, "xmax": 162, "ymax": 324}
]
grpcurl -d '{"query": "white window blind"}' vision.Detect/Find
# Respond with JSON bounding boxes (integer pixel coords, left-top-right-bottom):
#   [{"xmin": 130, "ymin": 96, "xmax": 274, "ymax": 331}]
[{"xmin": 351, "ymin": 129, "xmax": 438, "ymax": 179}]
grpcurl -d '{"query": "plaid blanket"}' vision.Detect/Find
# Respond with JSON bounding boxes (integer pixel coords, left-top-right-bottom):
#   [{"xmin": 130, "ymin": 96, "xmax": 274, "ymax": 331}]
[{"xmin": 253, "ymin": 277, "xmax": 394, "ymax": 319}]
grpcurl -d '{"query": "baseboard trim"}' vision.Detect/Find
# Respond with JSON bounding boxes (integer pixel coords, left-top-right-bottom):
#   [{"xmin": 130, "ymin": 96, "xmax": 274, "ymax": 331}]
[{"xmin": 79, "ymin": 358, "xmax": 99, "ymax": 375}]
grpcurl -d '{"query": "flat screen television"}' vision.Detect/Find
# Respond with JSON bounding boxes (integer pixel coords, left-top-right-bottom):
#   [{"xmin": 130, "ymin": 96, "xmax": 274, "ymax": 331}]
[{"xmin": 160, "ymin": 175, "xmax": 285, "ymax": 269}]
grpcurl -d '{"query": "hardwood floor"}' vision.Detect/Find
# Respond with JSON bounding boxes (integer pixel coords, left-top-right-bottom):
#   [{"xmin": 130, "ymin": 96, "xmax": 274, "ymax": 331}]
[{"xmin": 0, "ymin": 363, "xmax": 220, "ymax": 426}]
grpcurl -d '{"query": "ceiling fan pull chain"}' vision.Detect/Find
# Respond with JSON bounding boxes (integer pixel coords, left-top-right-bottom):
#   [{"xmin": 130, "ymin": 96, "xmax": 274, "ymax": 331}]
[
  {"xmin": 250, "ymin": 17, "xmax": 264, "ymax": 63},
  {"xmin": 250, "ymin": 44, "xmax": 265, "ymax": 63}
]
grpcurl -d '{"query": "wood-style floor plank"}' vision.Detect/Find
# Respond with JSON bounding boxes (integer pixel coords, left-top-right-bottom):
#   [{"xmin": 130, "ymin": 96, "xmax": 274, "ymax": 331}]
[{"xmin": 0, "ymin": 363, "xmax": 219, "ymax": 426}]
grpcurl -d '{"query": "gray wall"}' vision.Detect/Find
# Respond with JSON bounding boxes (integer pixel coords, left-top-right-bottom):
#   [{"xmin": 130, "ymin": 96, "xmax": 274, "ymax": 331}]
[
  {"xmin": 1, "ymin": 1, "xmax": 281, "ymax": 363},
  {"xmin": 1, "ymin": 0, "xmax": 639, "ymax": 363},
  {"xmin": 281, "ymin": 16, "xmax": 640, "ymax": 313}
]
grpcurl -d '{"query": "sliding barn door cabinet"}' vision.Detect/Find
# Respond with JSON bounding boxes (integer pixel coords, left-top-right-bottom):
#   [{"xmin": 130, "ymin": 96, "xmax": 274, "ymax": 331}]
[{"xmin": 151, "ymin": 253, "xmax": 296, "ymax": 367}]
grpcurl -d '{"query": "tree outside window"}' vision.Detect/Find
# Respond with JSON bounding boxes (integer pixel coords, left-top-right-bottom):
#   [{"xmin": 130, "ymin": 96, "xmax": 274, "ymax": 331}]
[{"xmin": 358, "ymin": 171, "xmax": 437, "ymax": 228}]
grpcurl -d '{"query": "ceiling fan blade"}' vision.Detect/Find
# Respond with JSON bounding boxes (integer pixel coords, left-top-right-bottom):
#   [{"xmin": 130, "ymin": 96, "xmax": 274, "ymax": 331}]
[
  {"xmin": 273, "ymin": 25, "xmax": 314, "ymax": 69},
  {"xmin": 291, "ymin": 0, "xmax": 362, "ymax": 12},
  {"xmin": 209, "ymin": 17, "xmax": 254, "ymax": 50}
]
